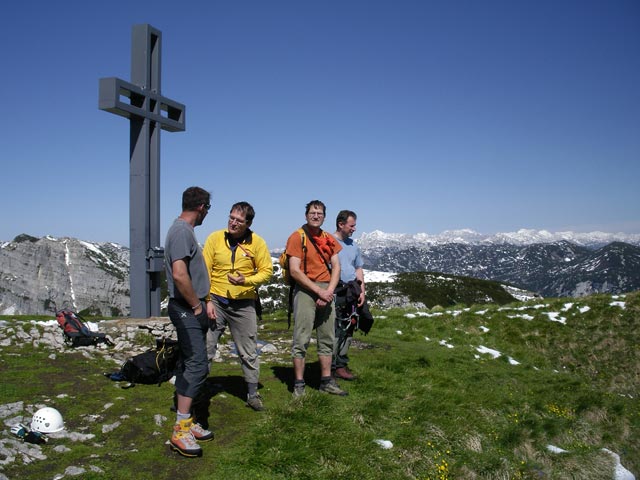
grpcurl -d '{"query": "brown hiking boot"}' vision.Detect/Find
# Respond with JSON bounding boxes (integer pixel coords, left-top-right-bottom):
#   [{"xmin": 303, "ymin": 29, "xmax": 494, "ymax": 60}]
[{"xmin": 334, "ymin": 367, "xmax": 356, "ymax": 381}]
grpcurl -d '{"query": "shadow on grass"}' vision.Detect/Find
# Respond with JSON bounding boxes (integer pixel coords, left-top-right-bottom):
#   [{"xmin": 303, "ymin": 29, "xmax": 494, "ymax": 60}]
[
  {"xmin": 271, "ymin": 361, "xmax": 323, "ymax": 392},
  {"xmin": 171, "ymin": 375, "xmax": 265, "ymax": 429}
]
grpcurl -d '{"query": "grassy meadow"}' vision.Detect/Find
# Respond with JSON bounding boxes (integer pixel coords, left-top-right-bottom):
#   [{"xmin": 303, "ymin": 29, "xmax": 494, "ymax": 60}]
[{"xmin": 0, "ymin": 291, "xmax": 638, "ymax": 479}]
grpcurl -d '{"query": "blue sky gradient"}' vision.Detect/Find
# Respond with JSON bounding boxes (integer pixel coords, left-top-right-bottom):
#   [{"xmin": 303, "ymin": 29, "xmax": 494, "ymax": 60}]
[{"xmin": 1, "ymin": 0, "xmax": 638, "ymax": 249}]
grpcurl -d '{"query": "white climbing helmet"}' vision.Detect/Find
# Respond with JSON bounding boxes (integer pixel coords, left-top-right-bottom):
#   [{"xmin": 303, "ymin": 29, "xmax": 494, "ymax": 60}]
[{"xmin": 30, "ymin": 407, "xmax": 65, "ymax": 433}]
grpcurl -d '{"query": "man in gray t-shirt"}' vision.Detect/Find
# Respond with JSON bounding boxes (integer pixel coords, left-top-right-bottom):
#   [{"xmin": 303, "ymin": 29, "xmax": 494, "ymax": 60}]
[
  {"xmin": 164, "ymin": 186, "xmax": 215, "ymax": 458},
  {"xmin": 166, "ymin": 220, "xmax": 210, "ymax": 303}
]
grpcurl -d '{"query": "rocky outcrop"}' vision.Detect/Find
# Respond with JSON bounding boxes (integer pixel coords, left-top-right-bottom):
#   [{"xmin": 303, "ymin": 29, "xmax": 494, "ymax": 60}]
[{"xmin": 0, "ymin": 236, "xmax": 130, "ymax": 316}]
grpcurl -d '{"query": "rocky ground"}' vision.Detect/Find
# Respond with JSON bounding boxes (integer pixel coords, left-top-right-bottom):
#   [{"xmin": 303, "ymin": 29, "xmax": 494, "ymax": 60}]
[{"xmin": 0, "ymin": 317, "xmax": 288, "ymax": 479}]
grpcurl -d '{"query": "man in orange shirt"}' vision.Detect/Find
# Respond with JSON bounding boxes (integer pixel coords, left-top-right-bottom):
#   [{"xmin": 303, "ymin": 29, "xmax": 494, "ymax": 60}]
[{"xmin": 285, "ymin": 200, "xmax": 347, "ymax": 397}]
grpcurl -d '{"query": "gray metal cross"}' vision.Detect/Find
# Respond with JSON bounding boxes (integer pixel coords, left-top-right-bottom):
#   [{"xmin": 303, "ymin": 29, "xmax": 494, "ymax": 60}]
[{"xmin": 98, "ymin": 24, "xmax": 186, "ymax": 318}]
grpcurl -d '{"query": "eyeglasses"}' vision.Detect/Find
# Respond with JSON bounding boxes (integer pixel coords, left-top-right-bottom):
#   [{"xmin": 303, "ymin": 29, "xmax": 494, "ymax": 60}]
[
  {"xmin": 203, "ymin": 203, "xmax": 211, "ymax": 211},
  {"xmin": 228, "ymin": 215, "xmax": 246, "ymax": 225},
  {"xmin": 307, "ymin": 212, "xmax": 325, "ymax": 218}
]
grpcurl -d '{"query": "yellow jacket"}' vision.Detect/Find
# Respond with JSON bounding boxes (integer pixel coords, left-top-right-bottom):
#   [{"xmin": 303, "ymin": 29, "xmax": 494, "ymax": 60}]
[{"xmin": 202, "ymin": 229, "xmax": 273, "ymax": 300}]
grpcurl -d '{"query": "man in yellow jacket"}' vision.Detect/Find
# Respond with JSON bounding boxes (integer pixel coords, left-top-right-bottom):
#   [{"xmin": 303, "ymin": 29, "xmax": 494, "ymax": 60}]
[{"xmin": 203, "ymin": 202, "xmax": 273, "ymax": 411}]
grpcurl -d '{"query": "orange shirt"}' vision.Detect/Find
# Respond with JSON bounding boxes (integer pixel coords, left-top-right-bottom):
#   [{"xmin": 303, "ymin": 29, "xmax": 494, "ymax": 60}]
[{"xmin": 285, "ymin": 228, "xmax": 342, "ymax": 282}]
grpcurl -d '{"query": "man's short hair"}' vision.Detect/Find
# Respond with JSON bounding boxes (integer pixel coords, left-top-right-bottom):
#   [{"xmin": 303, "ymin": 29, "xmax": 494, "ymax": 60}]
[
  {"xmin": 305, "ymin": 200, "xmax": 326, "ymax": 216},
  {"xmin": 182, "ymin": 186, "xmax": 210, "ymax": 211},
  {"xmin": 230, "ymin": 201, "xmax": 255, "ymax": 224},
  {"xmin": 336, "ymin": 210, "xmax": 357, "ymax": 229}
]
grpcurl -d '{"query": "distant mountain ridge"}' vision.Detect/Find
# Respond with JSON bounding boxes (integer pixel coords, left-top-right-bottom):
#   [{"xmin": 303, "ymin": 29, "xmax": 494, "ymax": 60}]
[
  {"xmin": 358, "ymin": 233, "xmax": 640, "ymax": 298},
  {"xmin": 357, "ymin": 228, "xmax": 640, "ymax": 249},
  {"xmin": 2, "ymin": 229, "xmax": 640, "ymax": 315}
]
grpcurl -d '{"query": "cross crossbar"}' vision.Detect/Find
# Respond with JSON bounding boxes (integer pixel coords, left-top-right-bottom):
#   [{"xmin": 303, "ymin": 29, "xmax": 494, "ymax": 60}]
[{"xmin": 99, "ymin": 77, "xmax": 185, "ymax": 132}]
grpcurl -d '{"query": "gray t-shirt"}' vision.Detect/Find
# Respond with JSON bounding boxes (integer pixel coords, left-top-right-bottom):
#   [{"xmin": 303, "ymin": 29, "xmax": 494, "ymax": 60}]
[{"xmin": 164, "ymin": 218, "xmax": 210, "ymax": 300}]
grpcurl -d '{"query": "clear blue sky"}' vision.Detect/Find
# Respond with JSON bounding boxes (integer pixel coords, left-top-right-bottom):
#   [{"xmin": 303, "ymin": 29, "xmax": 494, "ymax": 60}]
[{"xmin": 1, "ymin": 0, "xmax": 638, "ymax": 249}]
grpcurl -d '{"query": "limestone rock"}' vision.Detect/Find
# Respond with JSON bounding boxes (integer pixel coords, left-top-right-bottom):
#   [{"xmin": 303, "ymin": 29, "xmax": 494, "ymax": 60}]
[{"xmin": 0, "ymin": 235, "xmax": 129, "ymax": 316}]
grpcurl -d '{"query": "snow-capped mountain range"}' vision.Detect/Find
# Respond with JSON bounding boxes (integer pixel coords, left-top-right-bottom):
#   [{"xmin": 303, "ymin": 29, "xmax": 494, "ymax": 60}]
[
  {"xmin": 2, "ymin": 229, "xmax": 639, "ymax": 315},
  {"xmin": 356, "ymin": 229, "xmax": 640, "ymax": 299},
  {"xmin": 357, "ymin": 229, "xmax": 640, "ymax": 249}
]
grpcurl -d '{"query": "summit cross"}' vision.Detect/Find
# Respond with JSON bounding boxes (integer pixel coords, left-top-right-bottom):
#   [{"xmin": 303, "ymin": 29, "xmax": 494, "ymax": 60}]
[{"xmin": 99, "ymin": 24, "xmax": 186, "ymax": 318}]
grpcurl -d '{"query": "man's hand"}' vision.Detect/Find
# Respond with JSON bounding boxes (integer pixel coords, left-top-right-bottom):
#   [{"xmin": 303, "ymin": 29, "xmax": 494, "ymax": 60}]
[
  {"xmin": 206, "ymin": 301, "xmax": 217, "ymax": 320},
  {"xmin": 192, "ymin": 302, "xmax": 203, "ymax": 315},
  {"xmin": 227, "ymin": 272, "xmax": 246, "ymax": 285},
  {"xmin": 316, "ymin": 287, "xmax": 334, "ymax": 303}
]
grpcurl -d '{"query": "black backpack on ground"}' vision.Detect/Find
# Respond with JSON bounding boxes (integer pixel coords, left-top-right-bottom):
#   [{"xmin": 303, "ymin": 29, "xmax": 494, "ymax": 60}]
[{"xmin": 107, "ymin": 338, "xmax": 180, "ymax": 387}]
